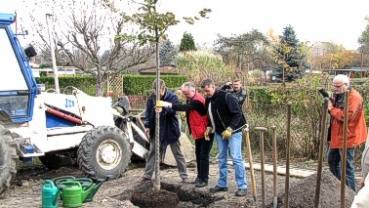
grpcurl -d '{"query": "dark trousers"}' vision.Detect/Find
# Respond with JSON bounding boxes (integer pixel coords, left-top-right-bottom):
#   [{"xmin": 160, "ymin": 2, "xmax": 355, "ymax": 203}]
[{"xmin": 195, "ymin": 136, "xmax": 214, "ymax": 183}]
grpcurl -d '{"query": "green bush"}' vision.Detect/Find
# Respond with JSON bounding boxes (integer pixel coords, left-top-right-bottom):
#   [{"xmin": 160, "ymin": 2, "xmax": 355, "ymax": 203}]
[
  {"xmin": 36, "ymin": 76, "xmax": 96, "ymax": 95},
  {"xmin": 123, "ymin": 75, "xmax": 187, "ymax": 95}
]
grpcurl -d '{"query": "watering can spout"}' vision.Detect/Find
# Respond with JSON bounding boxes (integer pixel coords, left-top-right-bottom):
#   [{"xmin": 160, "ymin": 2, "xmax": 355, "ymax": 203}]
[
  {"xmin": 83, "ymin": 175, "xmax": 113, "ymax": 202},
  {"xmin": 81, "ymin": 184, "xmax": 96, "ymax": 203}
]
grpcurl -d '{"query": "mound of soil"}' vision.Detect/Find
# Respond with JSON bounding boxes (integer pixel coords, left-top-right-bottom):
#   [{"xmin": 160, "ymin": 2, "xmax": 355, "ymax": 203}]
[{"xmin": 269, "ymin": 170, "xmax": 356, "ymax": 208}]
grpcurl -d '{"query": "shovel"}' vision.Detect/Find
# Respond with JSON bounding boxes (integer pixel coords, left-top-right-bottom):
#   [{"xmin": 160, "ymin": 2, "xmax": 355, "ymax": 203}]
[
  {"xmin": 255, "ymin": 127, "xmax": 267, "ymax": 207},
  {"xmin": 243, "ymin": 126, "xmax": 258, "ymax": 207},
  {"xmin": 271, "ymin": 125, "xmax": 278, "ymax": 208}
]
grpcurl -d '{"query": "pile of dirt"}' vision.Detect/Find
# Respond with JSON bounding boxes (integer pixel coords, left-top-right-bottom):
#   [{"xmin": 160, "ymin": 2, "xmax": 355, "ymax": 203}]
[{"xmin": 268, "ymin": 170, "xmax": 356, "ymax": 208}]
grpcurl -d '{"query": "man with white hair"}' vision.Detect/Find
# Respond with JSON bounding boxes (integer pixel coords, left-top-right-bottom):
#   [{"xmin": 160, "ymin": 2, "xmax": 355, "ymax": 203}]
[{"xmin": 327, "ymin": 74, "xmax": 367, "ymax": 192}]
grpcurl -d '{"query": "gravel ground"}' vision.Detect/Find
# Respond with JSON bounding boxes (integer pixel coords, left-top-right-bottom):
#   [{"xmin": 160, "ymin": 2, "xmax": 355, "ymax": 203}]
[{"xmin": 0, "ymin": 158, "xmax": 358, "ymax": 207}]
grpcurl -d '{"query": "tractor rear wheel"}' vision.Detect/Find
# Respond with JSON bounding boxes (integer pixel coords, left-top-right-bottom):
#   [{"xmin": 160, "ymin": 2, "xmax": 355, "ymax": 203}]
[
  {"xmin": 0, "ymin": 123, "xmax": 18, "ymax": 196},
  {"xmin": 77, "ymin": 126, "xmax": 131, "ymax": 180}
]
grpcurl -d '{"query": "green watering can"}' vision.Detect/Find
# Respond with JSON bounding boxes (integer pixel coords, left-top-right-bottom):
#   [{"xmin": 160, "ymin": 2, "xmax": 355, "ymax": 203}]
[
  {"xmin": 52, "ymin": 176, "xmax": 76, "ymax": 187},
  {"xmin": 52, "ymin": 176, "xmax": 76, "ymax": 200},
  {"xmin": 59, "ymin": 176, "xmax": 111, "ymax": 207},
  {"xmin": 42, "ymin": 180, "xmax": 59, "ymax": 208},
  {"xmin": 59, "ymin": 181, "xmax": 83, "ymax": 208}
]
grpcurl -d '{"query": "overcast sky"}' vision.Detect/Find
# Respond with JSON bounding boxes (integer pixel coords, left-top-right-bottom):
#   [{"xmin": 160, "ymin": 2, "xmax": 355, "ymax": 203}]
[{"xmin": 1, "ymin": 0, "xmax": 368, "ymax": 50}]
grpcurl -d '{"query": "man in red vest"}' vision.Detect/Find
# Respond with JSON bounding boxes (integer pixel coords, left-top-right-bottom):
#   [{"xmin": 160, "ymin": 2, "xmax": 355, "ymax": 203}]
[{"xmin": 156, "ymin": 82, "xmax": 212, "ymax": 187}]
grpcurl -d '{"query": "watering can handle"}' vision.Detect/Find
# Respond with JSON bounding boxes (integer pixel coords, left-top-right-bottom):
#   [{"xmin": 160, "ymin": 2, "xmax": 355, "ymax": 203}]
[
  {"xmin": 59, "ymin": 181, "xmax": 82, "ymax": 187},
  {"xmin": 43, "ymin": 179, "xmax": 56, "ymax": 188},
  {"xmin": 53, "ymin": 176, "xmax": 76, "ymax": 186}
]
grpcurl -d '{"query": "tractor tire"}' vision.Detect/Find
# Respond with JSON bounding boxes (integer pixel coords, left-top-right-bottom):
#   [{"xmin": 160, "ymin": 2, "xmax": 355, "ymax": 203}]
[
  {"xmin": 39, "ymin": 153, "xmax": 76, "ymax": 170},
  {"xmin": 0, "ymin": 123, "xmax": 18, "ymax": 196},
  {"xmin": 77, "ymin": 126, "xmax": 131, "ymax": 180}
]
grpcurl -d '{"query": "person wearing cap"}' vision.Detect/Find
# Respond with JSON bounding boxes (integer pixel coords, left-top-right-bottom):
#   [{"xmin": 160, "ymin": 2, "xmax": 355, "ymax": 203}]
[
  {"xmin": 140, "ymin": 79, "xmax": 189, "ymax": 183},
  {"xmin": 156, "ymin": 82, "xmax": 212, "ymax": 188}
]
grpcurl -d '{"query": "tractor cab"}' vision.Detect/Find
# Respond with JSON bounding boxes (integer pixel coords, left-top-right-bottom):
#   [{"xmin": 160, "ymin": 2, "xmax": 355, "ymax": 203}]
[{"xmin": 0, "ymin": 13, "xmax": 39, "ymax": 123}]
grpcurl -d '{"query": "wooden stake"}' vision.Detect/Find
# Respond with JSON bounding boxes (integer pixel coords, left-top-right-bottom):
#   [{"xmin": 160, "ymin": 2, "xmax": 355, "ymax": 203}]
[{"xmin": 314, "ymin": 98, "xmax": 329, "ymax": 208}]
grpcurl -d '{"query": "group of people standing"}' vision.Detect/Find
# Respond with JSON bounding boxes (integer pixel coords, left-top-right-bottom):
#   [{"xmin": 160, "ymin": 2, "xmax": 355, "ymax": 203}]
[
  {"xmin": 139, "ymin": 74, "xmax": 369, "ymax": 203},
  {"xmin": 141, "ymin": 78, "xmax": 249, "ymax": 196}
]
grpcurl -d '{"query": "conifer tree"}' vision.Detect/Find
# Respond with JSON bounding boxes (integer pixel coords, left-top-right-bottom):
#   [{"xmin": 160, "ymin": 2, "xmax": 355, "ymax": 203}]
[
  {"xmin": 179, "ymin": 32, "xmax": 197, "ymax": 52},
  {"xmin": 272, "ymin": 25, "xmax": 308, "ymax": 82}
]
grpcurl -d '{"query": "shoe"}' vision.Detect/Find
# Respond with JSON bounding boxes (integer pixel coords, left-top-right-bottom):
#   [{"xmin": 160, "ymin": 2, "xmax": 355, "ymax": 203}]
[
  {"xmin": 139, "ymin": 177, "xmax": 151, "ymax": 183},
  {"xmin": 235, "ymin": 189, "xmax": 247, "ymax": 196},
  {"xmin": 191, "ymin": 177, "xmax": 200, "ymax": 184},
  {"xmin": 210, "ymin": 185, "xmax": 228, "ymax": 193},
  {"xmin": 195, "ymin": 180, "xmax": 208, "ymax": 188},
  {"xmin": 182, "ymin": 178, "xmax": 190, "ymax": 184}
]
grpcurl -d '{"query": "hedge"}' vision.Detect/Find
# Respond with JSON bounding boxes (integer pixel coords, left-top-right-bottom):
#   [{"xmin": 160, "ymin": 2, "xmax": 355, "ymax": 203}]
[
  {"xmin": 123, "ymin": 75, "xmax": 187, "ymax": 95},
  {"xmin": 36, "ymin": 76, "xmax": 96, "ymax": 95},
  {"xmin": 35, "ymin": 75, "xmax": 188, "ymax": 96}
]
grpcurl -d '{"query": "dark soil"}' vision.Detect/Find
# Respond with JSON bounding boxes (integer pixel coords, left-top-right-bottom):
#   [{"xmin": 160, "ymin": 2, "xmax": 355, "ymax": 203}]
[{"xmin": 131, "ymin": 183, "xmax": 180, "ymax": 208}]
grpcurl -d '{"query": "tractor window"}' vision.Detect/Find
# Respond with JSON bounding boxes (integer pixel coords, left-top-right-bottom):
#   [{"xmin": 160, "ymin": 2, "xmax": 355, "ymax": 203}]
[
  {"xmin": 0, "ymin": 28, "xmax": 28, "ymax": 91},
  {"xmin": 0, "ymin": 95, "xmax": 28, "ymax": 116},
  {"xmin": 0, "ymin": 27, "xmax": 30, "ymax": 118}
]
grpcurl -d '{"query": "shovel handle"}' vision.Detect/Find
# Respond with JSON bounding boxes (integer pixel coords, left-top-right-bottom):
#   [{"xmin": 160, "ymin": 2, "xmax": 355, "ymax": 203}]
[
  {"xmin": 243, "ymin": 128, "xmax": 258, "ymax": 203},
  {"xmin": 255, "ymin": 127, "xmax": 267, "ymax": 131}
]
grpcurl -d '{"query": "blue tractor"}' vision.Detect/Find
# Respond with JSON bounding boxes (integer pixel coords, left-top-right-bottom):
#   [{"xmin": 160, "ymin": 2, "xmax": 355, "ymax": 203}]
[{"xmin": 0, "ymin": 12, "xmax": 195, "ymax": 197}]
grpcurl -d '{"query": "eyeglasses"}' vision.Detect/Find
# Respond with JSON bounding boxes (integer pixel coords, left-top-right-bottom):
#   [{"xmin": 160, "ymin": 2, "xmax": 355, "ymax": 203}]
[
  {"xmin": 333, "ymin": 83, "xmax": 346, "ymax": 88},
  {"xmin": 333, "ymin": 84, "xmax": 345, "ymax": 88}
]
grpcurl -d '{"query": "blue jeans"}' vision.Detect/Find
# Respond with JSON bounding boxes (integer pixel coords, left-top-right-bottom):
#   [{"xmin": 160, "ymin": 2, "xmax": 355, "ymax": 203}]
[
  {"xmin": 327, "ymin": 147, "xmax": 356, "ymax": 192},
  {"xmin": 215, "ymin": 131, "xmax": 247, "ymax": 189}
]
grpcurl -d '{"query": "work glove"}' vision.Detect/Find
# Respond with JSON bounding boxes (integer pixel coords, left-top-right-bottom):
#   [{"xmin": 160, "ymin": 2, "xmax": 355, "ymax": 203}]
[
  {"xmin": 221, "ymin": 127, "xmax": 233, "ymax": 140},
  {"xmin": 180, "ymin": 112, "xmax": 186, "ymax": 121},
  {"xmin": 156, "ymin": 100, "xmax": 171, "ymax": 108},
  {"xmin": 204, "ymin": 127, "xmax": 212, "ymax": 141}
]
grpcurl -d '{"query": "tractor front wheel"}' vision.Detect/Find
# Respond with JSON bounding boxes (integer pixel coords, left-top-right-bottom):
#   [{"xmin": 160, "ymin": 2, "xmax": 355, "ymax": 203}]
[
  {"xmin": 77, "ymin": 126, "xmax": 131, "ymax": 180},
  {"xmin": 0, "ymin": 123, "xmax": 18, "ymax": 196}
]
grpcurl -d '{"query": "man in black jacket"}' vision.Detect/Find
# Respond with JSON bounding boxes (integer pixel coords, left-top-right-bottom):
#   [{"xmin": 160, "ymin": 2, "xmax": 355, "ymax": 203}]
[
  {"xmin": 140, "ymin": 79, "xmax": 188, "ymax": 183},
  {"xmin": 220, "ymin": 79, "xmax": 247, "ymax": 108},
  {"xmin": 200, "ymin": 78, "xmax": 248, "ymax": 196}
]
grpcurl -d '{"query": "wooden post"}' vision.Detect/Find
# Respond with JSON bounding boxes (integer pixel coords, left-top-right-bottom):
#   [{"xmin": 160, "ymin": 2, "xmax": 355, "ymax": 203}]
[
  {"xmin": 284, "ymin": 102, "xmax": 292, "ymax": 208},
  {"xmin": 255, "ymin": 127, "xmax": 267, "ymax": 207},
  {"xmin": 341, "ymin": 90, "xmax": 349, "ymax": 207},
  {"xmin": 314, "ymin": 98, "xmax": 329, "ymax": 208},
  {"xmin": 271, "ymin": 125, "xmax": 278, "ymax": 208},
  {"xmin": 244, "ymin": 127, "xmax": 258, "ymax": 207}
]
